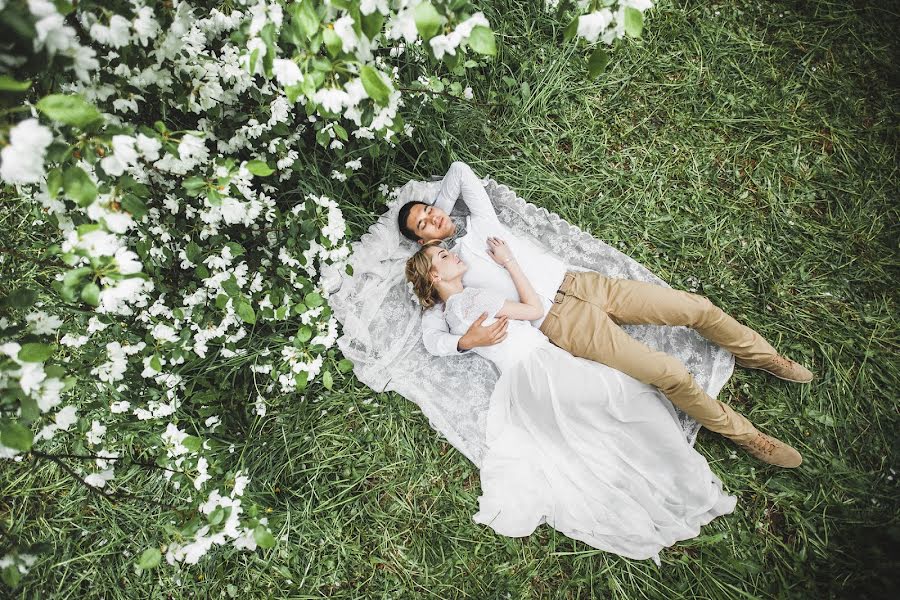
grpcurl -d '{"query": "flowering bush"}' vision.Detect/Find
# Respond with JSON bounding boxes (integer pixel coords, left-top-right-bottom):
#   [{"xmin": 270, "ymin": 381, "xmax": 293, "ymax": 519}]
[
  {"xmin": 548, "ymin": 0, "xmax": 654, "ymax": 78},
  {"xmin": 0, "ymin": 0, "xmax": 652, "ymax": 588},
  {"xmin": 0, "ymin": 0, "xmax": 499, "ymax": 585}
]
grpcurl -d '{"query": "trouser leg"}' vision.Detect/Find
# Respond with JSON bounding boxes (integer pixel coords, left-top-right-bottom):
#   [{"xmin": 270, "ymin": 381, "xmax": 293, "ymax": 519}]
[
  {"xmin": 599, "ymin": 274, "xmax": 778, "ymax": 368},
  {"xmin": 539, "ymin": 273, "xmax": 760, "ymax": 442}
]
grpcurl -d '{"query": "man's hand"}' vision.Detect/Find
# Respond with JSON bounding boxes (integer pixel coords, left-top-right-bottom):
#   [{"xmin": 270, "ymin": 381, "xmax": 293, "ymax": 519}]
[{"xmin": 457, "ymin": 312, "xmax": 508, "ymax": 351}]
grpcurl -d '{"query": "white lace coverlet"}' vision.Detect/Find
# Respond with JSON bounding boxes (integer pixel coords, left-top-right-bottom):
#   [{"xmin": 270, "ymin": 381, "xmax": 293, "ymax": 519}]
[{"xmin": 324, "ymin": 176, "xmax": 735, "ymax": 468}]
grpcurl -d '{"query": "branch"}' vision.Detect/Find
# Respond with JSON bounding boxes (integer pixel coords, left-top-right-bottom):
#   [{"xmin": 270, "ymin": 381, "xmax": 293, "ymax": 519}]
[
  {"xmin": 394, "ymin": 85, "xmax": 501, "ymax": 108},
  {"xmin": 31, "ymin": 451, "xmax": 181, "ymax": 511},
  {"xmin": 32, "ymin": 450, "xmax": 186, "ymax": 474}
]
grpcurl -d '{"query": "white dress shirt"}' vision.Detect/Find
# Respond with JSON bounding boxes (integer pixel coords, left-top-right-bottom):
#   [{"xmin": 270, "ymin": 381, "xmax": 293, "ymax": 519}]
[{"xmin": 420, "ymin": 162, "xmax": 579, "ymax": 357}]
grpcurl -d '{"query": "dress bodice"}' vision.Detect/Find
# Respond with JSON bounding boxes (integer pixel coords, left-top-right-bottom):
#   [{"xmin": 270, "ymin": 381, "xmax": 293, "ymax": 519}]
[{"xmin": 444, "ymin": 287, "xmax": 549, "ymax": 373}]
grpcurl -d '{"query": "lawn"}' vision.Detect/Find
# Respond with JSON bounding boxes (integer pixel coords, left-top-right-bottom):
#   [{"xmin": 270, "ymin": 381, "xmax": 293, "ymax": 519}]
[{"xmin": 3, "ymin": 0, "xmax": 898, "ymax": 598}]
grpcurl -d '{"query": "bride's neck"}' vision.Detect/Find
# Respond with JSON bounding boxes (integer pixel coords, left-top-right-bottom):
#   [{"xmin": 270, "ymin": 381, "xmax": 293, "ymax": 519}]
[{"xmin": 436, "ymin": 278, "xmax": 464, "ymax": 302}]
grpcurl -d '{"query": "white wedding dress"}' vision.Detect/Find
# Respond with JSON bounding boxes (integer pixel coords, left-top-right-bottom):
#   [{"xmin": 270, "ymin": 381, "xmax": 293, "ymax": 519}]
[{"xmin": 443, "ymin": 286, "xmax": 737, "ymax": 564}]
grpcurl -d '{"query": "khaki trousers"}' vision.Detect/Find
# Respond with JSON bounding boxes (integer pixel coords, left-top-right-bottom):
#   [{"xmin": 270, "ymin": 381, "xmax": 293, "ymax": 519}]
[{"xmin": 538, "ymin": 271, "xmax": 777, "ymax": 443}]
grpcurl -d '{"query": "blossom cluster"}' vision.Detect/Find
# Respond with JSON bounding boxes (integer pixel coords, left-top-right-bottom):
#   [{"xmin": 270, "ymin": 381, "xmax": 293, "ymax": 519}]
[{"xmin": 0, "ymin": 0, "xmax": 496, "ymax": 585}]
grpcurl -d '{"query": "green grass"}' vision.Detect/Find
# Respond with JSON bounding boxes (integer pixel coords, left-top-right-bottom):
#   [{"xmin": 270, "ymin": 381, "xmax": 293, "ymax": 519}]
[{"xmin": 3, "ymin": 0, "xmax": 899, "ymax": 597}]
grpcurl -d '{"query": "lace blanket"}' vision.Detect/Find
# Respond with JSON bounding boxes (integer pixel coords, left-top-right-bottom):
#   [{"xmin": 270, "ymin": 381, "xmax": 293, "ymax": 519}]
[{"xmin": 324, "ymin": 176, "xmax": 734, "ymax": 467}]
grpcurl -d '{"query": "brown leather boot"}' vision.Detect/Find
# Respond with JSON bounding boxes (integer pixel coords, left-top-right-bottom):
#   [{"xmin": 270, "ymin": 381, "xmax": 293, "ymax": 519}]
[
  {"xmin": 733, "ymin": 431, "xmax": 803, "ymax": 468},
  {"xmin": 737, "ymin": 355, "xmax": 814, "ymax": 383}
]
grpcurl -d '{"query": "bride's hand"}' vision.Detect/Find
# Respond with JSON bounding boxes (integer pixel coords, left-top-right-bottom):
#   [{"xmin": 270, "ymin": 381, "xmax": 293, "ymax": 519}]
[{"xmin": 487, "ymin": 236, "xmax": 515, "ymax": 268}]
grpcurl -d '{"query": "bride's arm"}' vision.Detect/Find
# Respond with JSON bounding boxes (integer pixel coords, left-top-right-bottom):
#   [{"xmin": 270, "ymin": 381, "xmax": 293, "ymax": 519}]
[{"xmin": 487, "ymin": 237, "xmax": 544, "ymax": 321}]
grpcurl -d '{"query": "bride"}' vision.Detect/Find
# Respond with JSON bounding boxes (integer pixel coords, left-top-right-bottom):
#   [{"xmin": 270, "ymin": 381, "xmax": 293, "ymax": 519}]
[{"xmin": 405, "ymin": 236, "xmax": 737, "ymax": 564}]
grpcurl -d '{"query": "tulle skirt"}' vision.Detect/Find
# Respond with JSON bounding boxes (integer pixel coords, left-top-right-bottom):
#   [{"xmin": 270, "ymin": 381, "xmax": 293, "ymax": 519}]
[{"xmin": 472, "ymin": 343, "xmax": 736, "ymax": 565}]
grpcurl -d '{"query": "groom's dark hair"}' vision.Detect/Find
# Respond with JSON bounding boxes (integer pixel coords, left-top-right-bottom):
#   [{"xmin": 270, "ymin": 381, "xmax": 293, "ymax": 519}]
[{"xmin": 398, "ymin": 201, "xmax": 427, "ymax": 243}]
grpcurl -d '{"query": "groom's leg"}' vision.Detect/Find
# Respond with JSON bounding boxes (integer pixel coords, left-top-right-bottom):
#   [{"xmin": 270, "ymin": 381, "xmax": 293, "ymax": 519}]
[
  {"xmin": 540, "ymin": 302, "xmax": 759, "ymax": 442},
  {"xmin": 597, "ymin": 274, "xmax": 779, "ymax": 368}
]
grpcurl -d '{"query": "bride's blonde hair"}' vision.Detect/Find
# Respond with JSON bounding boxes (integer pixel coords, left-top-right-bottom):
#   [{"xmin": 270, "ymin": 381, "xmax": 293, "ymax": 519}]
[{"xmin": 405, "ymin": 240, "xmax": 444, "ymax": 311}]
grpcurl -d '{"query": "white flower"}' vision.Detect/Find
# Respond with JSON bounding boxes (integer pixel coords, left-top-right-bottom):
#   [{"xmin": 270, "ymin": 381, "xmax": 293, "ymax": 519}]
[
  {"xmin": 233, "ymin": 472, "xmax": 250, "ymax": 497},
  {"xmin": 132, "ymin": 6, "xmax": 160, "ymax": 47},
  {"xmin": 313, "ymin": 87, "xmax": 349, "ymax": 114},
  {"xmin": 100, "ymin": 134, "xmax": 139, "ymax": 176},
  {"xmin": 220, "ymin": 197, "xmax": 248, "ymax": 224},
  {"xmin": 177, "ymin": 134, "xmax": 208, "ymax": 163},
  {"xmin": 0, "ymin": 118, "xmax": 54, "ymax": 185},
  {"xmin": 25, "ymin": 310, "xmax": 63, "ymax": 335},
  {"xmin": 624, "ymin": 0, "xmax": 654, "ymax": 11},
  {"xmin": 193, "ymin": 457, "xmax": 210, "ymax": 490},
  {"xmin": 90, "ymin": 14, "xmax": 132, "ymax": 48},
  {"xmin": 272, "ymin": 59, "xmax": 303, "ymax": 86},
  {"xmin": 161, "ymin": 422, "xmax": 190, "ymax": 457},
  {"xmin": 387, "ymin": 9, "xmax": 420, "ymax": 43},
  {"xmin": 333, "ymin": 15, "xmax": 358, "ymax": 53},
  {"xmin": 113, "ymin": 247, "xmax": 142, "ymax": 275},
  {"xmin": 151, "ymin": 323, "xmax": 179, "ymax": 343},
  {"xmin": 86, "ymin": 420, "xmax": 107, "ymax": 445},
  {"xmin": 55, "ymin": 405, "xmax": 77, "ymax": 430},
  {"xmin": 110, "ymin": 400, "xmax": 131, "ymax": 413},
  {"xmin": 361, "ymin": 0, "xmax": 389, "ymax": 16},
  {"xmin": 84, "ymin": 468, "xmax": 115, "ymax": 488},
  {"xmin": 135, "ymin": 133, "xmax": 162, "ymax": 161},
  {"xmin": 576, "ymin": 10, "xmax": 613, "ymax": 44}
]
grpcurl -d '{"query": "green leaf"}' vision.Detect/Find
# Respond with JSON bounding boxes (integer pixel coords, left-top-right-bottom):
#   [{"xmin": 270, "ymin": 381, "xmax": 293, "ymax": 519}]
[
  {"xmin": 246, "ymin": 160, "xmax": 274, "ymax": 176},
  {"xmin": 298, "ymin": 326, "xmax": 312, "ymax": 343},
  {"xmin": 206, "ymin": 187, "xmax": 222, "ymax": 206},
  {"xmin": 360, "ymin": 66, "xmax": 390, "ymax": 106},
  {"xmin": 80, "ymin": 283, "xmax": 100, "ymax": 307},
  {"xmin": 19, "ymin": 397, "xmax": 40, "ymax": 424},
  {"xmin": 225, "ymin": 242, "xmax": 246, "ymax": 257},
  {"xmin": 304, "ymin": 292, "xmax": 323, "ymax": 308},
  {"xmin": 149, "ymin": 354, "xmax": 162, "ymax": 371},
  {"xmin": 137, "ymin": 548, "xmax": 161, "ymax": 570},
  {"xmin": 236, "ymin": 301, "xmax": 256, "ymax": 325},
  {"xmin": 222, "ymin": 276, "xmax": 241, "ymax": 297},
  {"xmin": 254, "ymin": 525, "xmax": 276, "ymax": 549},
  {"xmin": 292, "ymin": 0, "xmax": 320, "ymax": 39},
  {"xmin": 46, "ymin": 167, "xmax": 63, "ymax": 197},
  {"xmin": 36, "ymin": 94, "xmax": 102, "ymax": 128},
  {"xmin": 1, "ymin": 288, "xmax": 38, "ymax": 310},
  {"xmin": 63, "ymin": 166, "xmax": 97, "ymax": 207},
  {"xmin": 182, "ymin": 176, "xmax": 207, "ymax": 191},
  {"xmin": 414, "ymin": 1, "xmax": 443, "ymax": 40},
  {"xmin": 323, "ymin": 28, "xmax": 342, "ymax": 58},
  {"xmin": 361, "ymin": 11, "xmax": 384, "ymax": 40},
  {"xmin": 208, "ymin": 506, "xmax": 225, "ymax": 526},
  {"xmin": 120, "ymin": 193, "xmax": 147, "ymax": 219},
  {"xmin": 623, "ymin": 7, "xmax": 643, "ymax": 38},
  {"xmin": 322, "ymin": 370, "xmax": 333, "ymax": 390},
  {"xmin": 185, "ymin": 242, "xmax": 202, "ymax": 263},
  {"xmin": 563, "ymin": 16, "xmax": 579, "ymax": 43},
  {"xmin": 18, "ymin": 343, "xmax": 52, "ymax": 363},
  {"xmin": 2, "ymin": 563, "xmax": 22, "ymax": 588},
  {"xmin": 0, "ymin": 75, "xmax": 32, "ymax": 92},
  {"xmin": 295, "ymin": 370, "xmax": 309, "ymax": 390},
  {"xmin": 260, "ymin": 23, "xmax": 276, "ymax": 78},
  {"xmin": 467, "ymin": 26, "xmax": 496, "ymax": 56},
  {"xmin": 587, "ymin": 47, "xmax": 610, "ymax": 79},
  {"xmin": 182, "ymin": 435, "xmax": 202, "ymax": 452},
  {"xmin": 0, "ymin": 421, "xmax": 33, "ymax": 452},
  {"xmin": 337, "ymin": 359, "xmax": 353, "ymax": 373}
]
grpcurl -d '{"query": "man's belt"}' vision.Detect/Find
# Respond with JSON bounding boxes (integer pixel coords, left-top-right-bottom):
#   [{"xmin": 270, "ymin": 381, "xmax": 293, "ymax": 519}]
[{"xmin": 553, "ymin": 272, "xmax": 576, "ymax": 304}]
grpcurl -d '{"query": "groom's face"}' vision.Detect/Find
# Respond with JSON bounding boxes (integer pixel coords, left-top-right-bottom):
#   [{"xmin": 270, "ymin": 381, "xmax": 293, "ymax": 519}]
[{"xmin": 406, "ymin": 204, "xmax": 456, "ymax": 244}]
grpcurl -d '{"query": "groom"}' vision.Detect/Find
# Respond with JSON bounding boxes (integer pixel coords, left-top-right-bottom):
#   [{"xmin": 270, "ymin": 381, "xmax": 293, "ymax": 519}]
[{"xmin": 398, "ymin": 161, "xmax": 814, "ymax": 468}]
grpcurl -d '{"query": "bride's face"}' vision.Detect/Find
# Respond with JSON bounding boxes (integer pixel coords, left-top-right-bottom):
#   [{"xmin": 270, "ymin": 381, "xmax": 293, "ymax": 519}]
[{"xmin": 425, "ymin": 245, "xmax": 467, "ymax": 282}]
